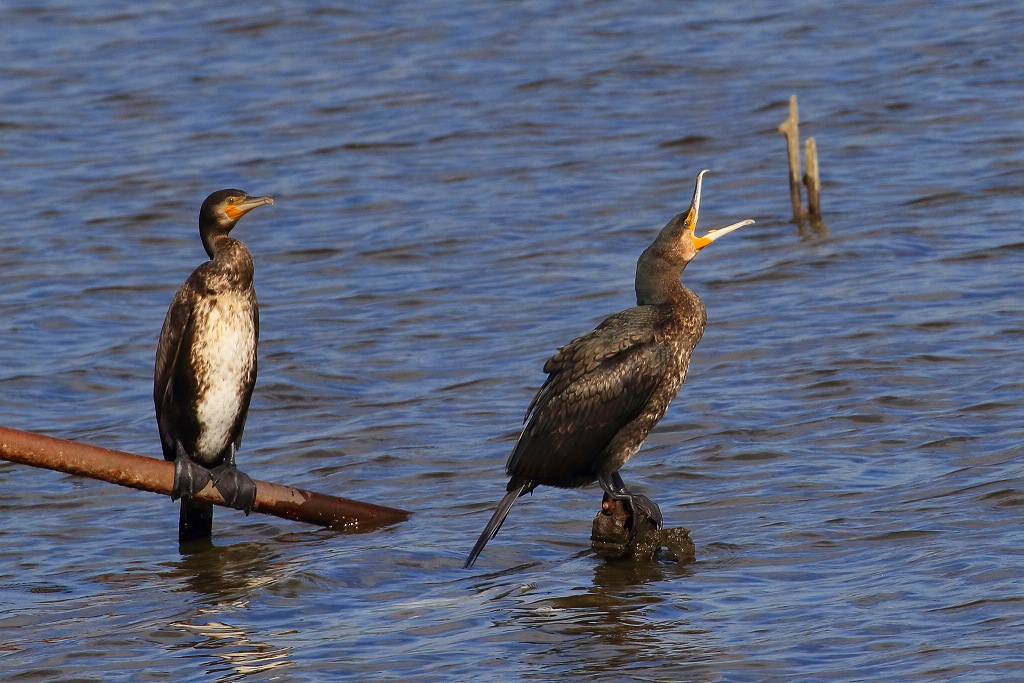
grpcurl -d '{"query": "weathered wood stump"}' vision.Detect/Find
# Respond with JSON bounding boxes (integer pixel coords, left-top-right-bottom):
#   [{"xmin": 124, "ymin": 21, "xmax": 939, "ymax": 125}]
[
  {"xmin": 804, "ymin": 136, "xmax": 821, "ymax": 218},
  {"xmin": 777, "ymin": 94, "xmax": 806, "ymax": 223}
]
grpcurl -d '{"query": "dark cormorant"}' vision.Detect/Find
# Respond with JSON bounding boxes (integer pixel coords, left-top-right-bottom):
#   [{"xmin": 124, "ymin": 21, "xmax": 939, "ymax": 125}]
[
  {"xmin": 154, "ymin": 189, "xmax": 273, "ymax": 542},
  {"xmin": 465, "ymin": 170, "xmax": 752, "ymax": 568}
]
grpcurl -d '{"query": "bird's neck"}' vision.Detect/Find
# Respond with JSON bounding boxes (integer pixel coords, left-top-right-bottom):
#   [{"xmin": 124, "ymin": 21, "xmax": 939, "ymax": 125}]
[
  {"xmin": 201, "ymin": 234, "xmax": 254, "ymax": 288},
  {"xmin": 202, "ymin": 231, "xmax": 243, "ymax": 259},
  {"xmin": 634, "ymin": 250, "xmax": 688, "ymax": 305}
]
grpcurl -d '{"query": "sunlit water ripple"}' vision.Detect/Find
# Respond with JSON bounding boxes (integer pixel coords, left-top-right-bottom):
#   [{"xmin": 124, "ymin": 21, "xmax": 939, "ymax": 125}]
[{"xmin": 2, "ymin": 1, "xmax": 1023, "ymax": 681}]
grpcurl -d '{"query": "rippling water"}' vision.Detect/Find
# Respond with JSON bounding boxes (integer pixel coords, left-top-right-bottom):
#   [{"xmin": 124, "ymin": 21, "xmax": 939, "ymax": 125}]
[{"xmin": 2, "ymin": 1, "xmax": 1024, "ymax": 681}]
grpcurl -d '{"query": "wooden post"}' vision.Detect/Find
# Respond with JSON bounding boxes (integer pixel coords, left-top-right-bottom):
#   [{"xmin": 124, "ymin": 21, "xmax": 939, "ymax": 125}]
[
  {"xmin": 777, "ymin": 95, "xmax": 806, "ymax": 222},
  {"xmin": 804, "ymin": 136, "xmax": 821, "ymax": 217},
  {"xmin": 0, "ymin": 425, "xmax": 410, "ymax": 531}
]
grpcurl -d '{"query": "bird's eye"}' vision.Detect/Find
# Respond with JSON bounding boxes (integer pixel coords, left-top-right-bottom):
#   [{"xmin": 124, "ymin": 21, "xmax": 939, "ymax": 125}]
[{"xmin": 226, "ymin": 197, "xmax": 236, "ymax": 205}]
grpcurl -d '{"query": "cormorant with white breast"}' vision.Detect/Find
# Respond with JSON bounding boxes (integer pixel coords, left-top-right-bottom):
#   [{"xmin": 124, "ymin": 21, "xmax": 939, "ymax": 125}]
[
  {"xmin": 465, "ymin": 170, "xmax": 752, "ymax": 568},
  {"xmin": 154, "ymin": 189, "xmax": 273, "ymax": 542}
]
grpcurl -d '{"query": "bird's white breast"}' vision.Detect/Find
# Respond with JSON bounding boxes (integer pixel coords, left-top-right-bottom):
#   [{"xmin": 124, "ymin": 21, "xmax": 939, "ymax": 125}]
[{"xmin": 192, "ymin": 292, "xmax": 256, "ymax": 461}]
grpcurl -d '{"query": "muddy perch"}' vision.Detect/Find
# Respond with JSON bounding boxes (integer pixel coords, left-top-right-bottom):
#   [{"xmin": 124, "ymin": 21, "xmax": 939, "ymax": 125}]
[{"xmin": 591, "ymin": 495, "xmax": 695, "ymax": 563}]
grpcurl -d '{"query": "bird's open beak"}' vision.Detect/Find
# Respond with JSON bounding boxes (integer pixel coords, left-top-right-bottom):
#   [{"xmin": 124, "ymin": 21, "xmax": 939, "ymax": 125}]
[
  {"xmin": 225, "ymin": 195, "xmax": 274, "ymax": 222},
  {"xmin": 685, "ymin": 170, "xmax": 754, "ymax": 250}
]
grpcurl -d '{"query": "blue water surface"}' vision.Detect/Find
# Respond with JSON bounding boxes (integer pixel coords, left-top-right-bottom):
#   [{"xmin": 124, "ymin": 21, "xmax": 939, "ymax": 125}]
[{"xmin": 2, "ymin": 1, "xmax": 1023, "ymax": 681}]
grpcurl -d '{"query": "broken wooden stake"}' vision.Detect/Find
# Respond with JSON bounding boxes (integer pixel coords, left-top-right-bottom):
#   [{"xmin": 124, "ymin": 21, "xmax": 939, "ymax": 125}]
[
  {"xmin": 0, "ymin": 425, "xmax": 410, "ymax": 532},
  {"xmin": 777, "ymin": 94, "xmax": 806, "ymax": 222},
  {"xmin": 778, "ymin": 94, "xmax": 824, "ymax": 225},
  {"xmin": 804, "ymin": 136, "xmax": 821, "ymax": 217}
]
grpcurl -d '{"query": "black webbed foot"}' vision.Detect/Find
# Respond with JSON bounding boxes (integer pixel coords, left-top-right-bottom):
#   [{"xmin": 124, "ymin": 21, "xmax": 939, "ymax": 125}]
[
  {"xmin": 598, "ymin": 470, "xmax": 663, "ymax": 529},
  {"xmin": 171, "ymin": 443, "xmax": 212, "ymax": 501},
  {"xmin": 210, "ymin": 462, "xmax": 257, "ymax": 515},
  {"xmin": 625, "ymin": 493, "xmax": 663, "ymax": 529}
]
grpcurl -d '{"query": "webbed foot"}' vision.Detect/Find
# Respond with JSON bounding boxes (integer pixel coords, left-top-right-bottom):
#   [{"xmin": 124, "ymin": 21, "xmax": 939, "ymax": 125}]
[
  {"xmin": 626, "ymin": 493, "xmax": 663, "ymax": 529},
  {"xmin": 210, "ymin": 463, "xmax": 257, "ymax": 515},
  {"xmin": 598, "ymin": 470, "xmax": 663, "ymax": 529},
  {"xmin": 171, "ymin": 443, "xmax": 212, "ymax": 501}
]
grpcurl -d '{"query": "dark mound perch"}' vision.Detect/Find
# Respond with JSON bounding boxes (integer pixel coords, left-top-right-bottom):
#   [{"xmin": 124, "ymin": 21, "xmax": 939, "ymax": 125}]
[{"xmin": 591, "ymin": 496, "xmax": 695, "ymax": 563}]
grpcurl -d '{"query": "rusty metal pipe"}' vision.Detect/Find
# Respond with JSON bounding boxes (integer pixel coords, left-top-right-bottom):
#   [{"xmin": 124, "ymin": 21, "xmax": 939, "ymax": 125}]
[{"xmin": 0, "ymin": 425, "xmax": 410, "ymax": 531}]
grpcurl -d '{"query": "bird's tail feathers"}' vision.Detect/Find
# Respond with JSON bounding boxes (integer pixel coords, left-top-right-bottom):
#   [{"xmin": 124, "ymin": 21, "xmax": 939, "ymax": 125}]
[{"xmin": 464, "ymin": 483, "xmax": 527, "ymax": 569}]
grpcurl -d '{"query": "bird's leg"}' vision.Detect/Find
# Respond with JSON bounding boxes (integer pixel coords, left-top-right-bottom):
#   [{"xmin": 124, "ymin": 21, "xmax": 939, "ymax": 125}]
[
  {"xmin": 210, "ymin": 445, "xmax": 257, "ymax": 515},
  {"xmin": 171, "ymin": 441, "xmax": 212, "ymax": 501},
  {"xmin": 598, "ymin": 471, "xmax": 663, "ymax": 529}
]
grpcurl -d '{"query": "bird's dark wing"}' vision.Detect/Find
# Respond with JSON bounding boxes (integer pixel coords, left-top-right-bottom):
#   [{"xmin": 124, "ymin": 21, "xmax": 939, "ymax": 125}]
[
  {"xmin": 154, "ymin": 281, "xmax": 195, "ymax": 460},
  {"xmin": 507, "ymin": 307, "xmax": 669, "ymax": 487}
]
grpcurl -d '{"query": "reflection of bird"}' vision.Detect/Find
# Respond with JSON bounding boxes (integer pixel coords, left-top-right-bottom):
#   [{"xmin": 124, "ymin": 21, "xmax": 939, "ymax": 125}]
[
  {"xmin": 465, "ymin": 171, "xmax": 752, "ymax": 568},
  {"xmin": 155, "ymin": 189, "xmax": 273, "ymax": 542}
]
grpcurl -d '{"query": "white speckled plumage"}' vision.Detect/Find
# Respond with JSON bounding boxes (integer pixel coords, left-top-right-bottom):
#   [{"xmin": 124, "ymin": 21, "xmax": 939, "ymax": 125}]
[
  {"xmin": 190, "ymin": 291, "xmax": 258, "ymax": 463},
  {"xmin": 155, "ymin": 240, "xmax": 259, "ymax": 468}
]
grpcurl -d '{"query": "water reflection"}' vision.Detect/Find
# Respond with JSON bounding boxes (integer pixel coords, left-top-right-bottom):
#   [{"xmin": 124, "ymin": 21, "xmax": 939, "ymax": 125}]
[
  {"xmin": 4, "ymin": 0, "xmax": 1024, "ymax": 679},
  {"xmin": 167, "ymin": 618, "xmax": 292, "ymax": 680},
  {"xmin": 504, "ymin": 560, "xmax": 717, "ymax": 681},
  {"xmin": 797, "ymin": 214, "xmax": 830, "ymax": 240},
  {"xmin": 163, "ymin": 542, "xmax": 293, "ymax": 679},
  {"xmin": 588, "ymin": 556, "xmax": 697, "ymax": 592},
  {"xmin": 169, "ymin": 541, "xmax": 279, "ymax": 601}
]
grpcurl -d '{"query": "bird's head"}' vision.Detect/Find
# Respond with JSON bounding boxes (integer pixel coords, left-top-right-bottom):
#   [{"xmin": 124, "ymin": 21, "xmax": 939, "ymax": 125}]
[
  {"xmin": 200, "ymin": 189, "xmax": 274, "ymax": 230},
  {"xmin": 656, "ymin": 170, "xmax": 754, "ymax": 263},
  {"xmin": 199, "ymin": 189, "xmax": 273, "ymax": 256},
  {"xmin": 636, "ymin": 170, "xmax": 753, "ymax": 304}
]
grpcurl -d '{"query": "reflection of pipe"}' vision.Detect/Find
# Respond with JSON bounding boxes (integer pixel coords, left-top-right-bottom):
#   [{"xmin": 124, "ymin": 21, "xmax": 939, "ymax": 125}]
[{"xmin": 0, "ymin": 425, "xmax": 410, "ymax": 531}]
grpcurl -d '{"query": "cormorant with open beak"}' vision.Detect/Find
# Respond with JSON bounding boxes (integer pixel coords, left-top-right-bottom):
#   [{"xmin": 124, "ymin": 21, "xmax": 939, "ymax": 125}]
[{"xmin": 465, "ymin": 171, "xmax": 752, "ymax": 568}]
